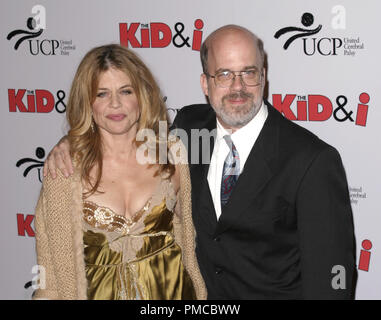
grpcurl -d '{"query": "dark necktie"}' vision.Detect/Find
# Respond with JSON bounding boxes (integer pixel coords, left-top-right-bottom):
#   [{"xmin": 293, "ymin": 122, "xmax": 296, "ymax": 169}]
[{"xmin": 221, "ymin": 135, "xmax": 240, "ymax": 207}]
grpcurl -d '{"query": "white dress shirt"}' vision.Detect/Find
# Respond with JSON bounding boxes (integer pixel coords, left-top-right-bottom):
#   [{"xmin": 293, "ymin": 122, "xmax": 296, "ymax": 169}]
[{"xmin": 207, "ymin": 102, "xmax": 268, "ymax": 220}]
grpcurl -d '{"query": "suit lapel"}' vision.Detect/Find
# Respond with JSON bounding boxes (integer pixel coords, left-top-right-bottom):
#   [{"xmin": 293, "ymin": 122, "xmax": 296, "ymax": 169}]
[{"xmin": 215, "ymin": 103, "xmax": 280, "ymax": 236}]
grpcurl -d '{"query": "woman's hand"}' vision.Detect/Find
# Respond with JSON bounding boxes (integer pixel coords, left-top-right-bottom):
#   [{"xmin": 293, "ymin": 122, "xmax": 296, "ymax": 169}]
[{"xmin": 43, "ymin": 136, "xmax": 73, "ymax": 179}]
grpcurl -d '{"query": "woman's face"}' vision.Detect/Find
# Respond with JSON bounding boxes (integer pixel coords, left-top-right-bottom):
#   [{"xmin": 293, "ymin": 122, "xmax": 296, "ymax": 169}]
[{"xmin": 92, "ymin": 67, "xmax": 140, "ymax": 137}]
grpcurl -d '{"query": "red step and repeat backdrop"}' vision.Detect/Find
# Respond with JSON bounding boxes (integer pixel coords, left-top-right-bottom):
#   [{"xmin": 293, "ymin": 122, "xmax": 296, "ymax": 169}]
[{"xmin": 1, "ymin": 0, "xmax": 379, "ymax": 299}]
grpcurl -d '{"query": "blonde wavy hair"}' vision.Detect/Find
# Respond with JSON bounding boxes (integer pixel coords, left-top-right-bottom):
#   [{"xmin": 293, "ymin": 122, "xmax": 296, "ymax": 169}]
[{"xmin": 66, "ymin": 44, "xmax": 173, "ymax": 196}]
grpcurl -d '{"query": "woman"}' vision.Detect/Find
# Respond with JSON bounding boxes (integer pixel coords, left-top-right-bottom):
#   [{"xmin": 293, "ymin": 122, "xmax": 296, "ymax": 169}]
[{"xmin": 34, "ymin": 44, "xmax": 206, "ymax": 300}]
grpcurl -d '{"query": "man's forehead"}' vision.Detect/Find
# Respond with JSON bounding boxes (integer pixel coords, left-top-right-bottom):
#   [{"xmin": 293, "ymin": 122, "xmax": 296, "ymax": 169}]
[
  {"xmin": 210, "ymin": 30, "xmax": 258, "ymax": 52},
  {"xmin": 209, "ymin": 26, "xmax": 257, "ymax": 46},
  {"xmin": 208, "ymin": 40, "xmax": 260, "ymax": 69},
  {"xmin": 202, "ymin": 25, "xmax": 263, "ymax": 72}
]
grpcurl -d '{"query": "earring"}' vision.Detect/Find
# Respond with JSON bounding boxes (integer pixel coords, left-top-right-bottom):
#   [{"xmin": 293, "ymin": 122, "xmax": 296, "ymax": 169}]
[{"xmin": 90, "ymin": 116, "xmax": 95, "ymax": 132}]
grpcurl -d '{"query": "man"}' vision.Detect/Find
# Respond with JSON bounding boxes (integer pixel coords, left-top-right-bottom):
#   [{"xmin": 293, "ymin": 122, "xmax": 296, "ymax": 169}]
[{"xmin": 44, "ymin": 25, "xmax": 356, "ymax": 299}]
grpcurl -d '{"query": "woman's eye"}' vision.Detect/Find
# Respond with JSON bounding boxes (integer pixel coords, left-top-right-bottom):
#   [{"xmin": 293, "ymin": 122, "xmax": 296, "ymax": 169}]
[
  {"xmin": 121, "ymin": 89, "xmax": 133, "ymax": 95},
  {"xmin": 96, "ymin": 92, "xmax": 107, "ymax": 98}
]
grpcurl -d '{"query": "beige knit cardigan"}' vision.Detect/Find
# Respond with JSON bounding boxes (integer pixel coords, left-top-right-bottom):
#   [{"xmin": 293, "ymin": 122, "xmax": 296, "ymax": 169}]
[{"xmin": 34, "ymin": 161, "xmax": 206, "ymax": 300}]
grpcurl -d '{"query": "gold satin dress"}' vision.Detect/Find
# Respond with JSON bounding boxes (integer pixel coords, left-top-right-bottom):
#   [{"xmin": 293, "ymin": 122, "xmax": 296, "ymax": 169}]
[{"xmin": 82, "ymin": 177, "xmax": 196, "ymax": 300}]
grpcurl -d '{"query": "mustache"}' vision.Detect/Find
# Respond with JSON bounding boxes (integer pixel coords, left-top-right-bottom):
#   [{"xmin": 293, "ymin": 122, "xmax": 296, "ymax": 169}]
[{"xmin": 223, "ymin": 91, "xmax": 254, "ymax": 101}]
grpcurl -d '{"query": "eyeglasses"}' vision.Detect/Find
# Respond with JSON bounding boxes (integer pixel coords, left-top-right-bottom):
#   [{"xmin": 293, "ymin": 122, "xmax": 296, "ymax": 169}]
[{"xmin": 206, "ymin": 69, "xmax": 262, "ymax": 88}]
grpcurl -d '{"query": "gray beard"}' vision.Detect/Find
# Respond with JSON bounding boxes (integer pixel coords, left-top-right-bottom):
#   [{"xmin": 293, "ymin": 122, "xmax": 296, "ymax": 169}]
[{"xmin": 215, "ymin": 92, "xmax": 261, "ymax": 128}]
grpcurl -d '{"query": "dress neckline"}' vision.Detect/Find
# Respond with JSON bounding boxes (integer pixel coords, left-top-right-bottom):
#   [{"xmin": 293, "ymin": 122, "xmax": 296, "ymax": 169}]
[
  {"xmin": 82, "ymin": 173, "xmax": 173, "ymax": 224},
  {"xmin": 83, "ymin": 197, "xmax": 152, "ymax": 226}
]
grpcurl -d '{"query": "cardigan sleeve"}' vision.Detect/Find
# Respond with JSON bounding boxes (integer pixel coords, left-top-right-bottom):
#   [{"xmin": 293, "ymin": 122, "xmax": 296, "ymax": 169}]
[
  {"xmin": 33, "ymin": 168, "xmax": 87, "ymax": 300},
  {"xmin": 33, "ymin": 178, "xmax": 59, "ymax": 300},
  {"xmin": 168, "ymin": 135, "xmax": 206, "ymax": 299},
  {"xmin": 173, "ymin": 161, "xmax": 207, "ymax": 300}
]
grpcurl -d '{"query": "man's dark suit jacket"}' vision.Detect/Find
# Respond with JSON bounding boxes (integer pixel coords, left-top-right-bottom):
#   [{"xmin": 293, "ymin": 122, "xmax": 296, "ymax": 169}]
[{"xmin": 172, "ymin": 101, "xmax": 356, "ymax": 299}]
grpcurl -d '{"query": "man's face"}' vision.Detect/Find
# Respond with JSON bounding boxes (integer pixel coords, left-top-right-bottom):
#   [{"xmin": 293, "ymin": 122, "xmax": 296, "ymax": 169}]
[{"xmin": 201, "ymin": 31, "xmax": 265, "ymax": 130}]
